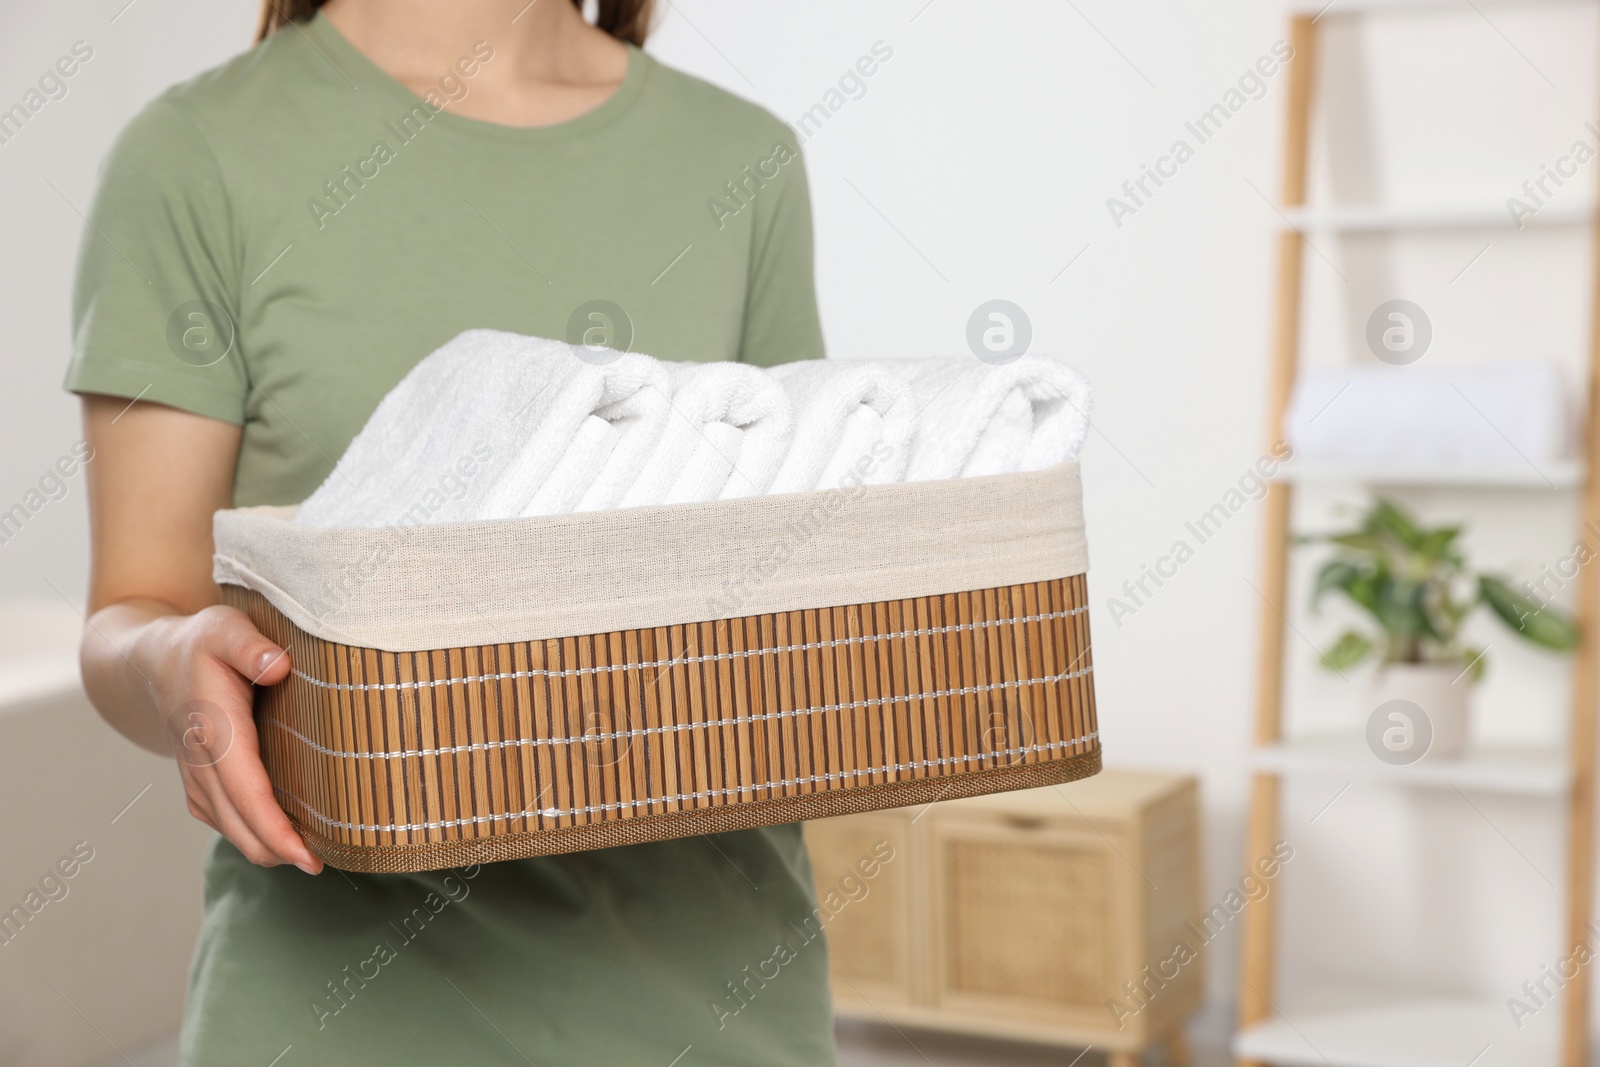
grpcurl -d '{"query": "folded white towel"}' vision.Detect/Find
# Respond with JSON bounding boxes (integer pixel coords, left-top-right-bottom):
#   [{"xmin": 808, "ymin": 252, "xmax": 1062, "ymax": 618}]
[
  {"xmin": 486, "ymin": 346, "xmax": 671, "ymax": 518},
  {"xmin": 524, "ymin": 415, "xmax": 620, "ymax": 515},
  {"xmin": 1284, "ymin": 360, "xmax": 1571, "ymax": 468},
  {"xmin": 899, "ymin": 356, "xmax": 1092, "ymax": 481},
  {"xmin": 766, "ymin": 360, "xmax": 916, "ymax": 493},
  {"xmin": 299, "ymin": 340, "xmax": 1093, "ymax": 533},
  {"xmin": 618, "ymin": 361, "xmax": 794, "ymax": 508},
  {"xmin": 293, "ymin": 331, "xmax": 568, "ymax": 527},
  {"xmin": 564, "ymin": 361, "xmax": 678, "ymax": 513},
  {"xmin": 296, "ymin": 330, "xmax": 672, "ymax": 527},
  {"xmin": 670, "ymin": 421, "xmax": 743, "ymax": 502}
]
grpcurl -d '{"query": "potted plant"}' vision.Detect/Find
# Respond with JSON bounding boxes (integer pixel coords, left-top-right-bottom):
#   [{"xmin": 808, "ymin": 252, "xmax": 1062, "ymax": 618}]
[{"xmin": 1305, "ymin": 498, "xmax": 1578, "ymax": 757}]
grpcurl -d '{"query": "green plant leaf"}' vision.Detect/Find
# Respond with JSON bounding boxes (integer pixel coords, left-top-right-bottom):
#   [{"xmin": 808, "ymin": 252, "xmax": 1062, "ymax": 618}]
[
  {"xmin": 1376, "ymin": 578, "xmax": 1428, "ymax": 639},
  {"xmin": 1479, "ymin": 575, "xmax": 1580, "ymax": 651},
  {"xmin": 1369, "ymin": 499, "xmax": 1425, "ymax": 550},
  {"xmin": 1416, "ymin": 525, "xmax": 1464, "ymax": 566},
  {"xmin": 1327, "ymin": 532, "xmax": 1385, "ymax": 554},
  {"xmin": 1311, "ymin": 560, "xmax": 1362, "ymax": 609},
  {"xmin": 1459, "ymin": 646, "xmax": 1488, "ymax": 684},
  {"xmin": 1319, "ymin": 630, "xmax": 1373, "ymax": 671},
  {"xmin": 1343, "ymin": 563, "xmax": 1385, "ymax": 617}
]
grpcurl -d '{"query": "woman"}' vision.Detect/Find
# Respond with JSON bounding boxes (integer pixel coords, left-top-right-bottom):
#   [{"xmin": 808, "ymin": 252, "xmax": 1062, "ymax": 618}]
[{"xmin": 66, "ymin": 1, "xmax": 833, "ymax": 1063}]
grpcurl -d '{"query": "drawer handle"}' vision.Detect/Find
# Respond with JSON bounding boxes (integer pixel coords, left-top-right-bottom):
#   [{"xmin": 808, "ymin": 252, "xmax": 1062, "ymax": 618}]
[{"xmin": 1003, "ymin": 814, "xmax": 1047, "ymax": 831}]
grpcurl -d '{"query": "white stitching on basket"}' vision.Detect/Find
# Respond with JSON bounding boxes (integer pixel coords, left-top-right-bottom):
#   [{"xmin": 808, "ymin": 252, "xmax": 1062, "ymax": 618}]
[
  {"xmin": 274, "ymin": 731, "xmax": 1100, "ymax": 834},
  {"xmin": 268, "ymin": 666, "xmax": 1093, "ymax": 760},
  {"xmin": 288, "ymin": 606, "xmax": 1088, "ymax": 692}
]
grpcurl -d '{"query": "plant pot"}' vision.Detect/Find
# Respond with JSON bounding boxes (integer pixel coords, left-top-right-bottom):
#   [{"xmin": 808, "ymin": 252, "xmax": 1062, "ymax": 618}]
[{"xmin": 1371, "ymin": 662, "xmax": 1471, "ymax": 759}]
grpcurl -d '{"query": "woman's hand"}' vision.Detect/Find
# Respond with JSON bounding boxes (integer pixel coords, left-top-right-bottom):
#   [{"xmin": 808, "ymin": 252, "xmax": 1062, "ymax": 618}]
[
  {"xmin": 140, "ymin": 604, "xmax": 320, "ymax": 872},
  {"xmin": 78, "ymin": 395, "xmax": 322, "ymax": 874},
  {"xmin": 86, "ymin": 598, "xmax": 323, "ymax": 875}
]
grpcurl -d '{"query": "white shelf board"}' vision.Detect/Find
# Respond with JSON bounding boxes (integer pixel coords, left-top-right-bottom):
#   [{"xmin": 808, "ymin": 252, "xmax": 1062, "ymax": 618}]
[
  {"xmin": 1280, "ymin": 202, "xmax": 1592, "ymax": 232},
  {"xmin": 1234, "ymin": 995, "xmax": 1558, "ymax": 1067},
  {"xmin": 1289, "ymin": 0, "xmax": 1590, "ymax": 14},
  {"xmin": 1275, "ymin": 458, "xmax": 1584, "ymax": 489},
  {"xmin": 1251, "ymin": 734, "xmax": 1571, "ymax": 795}
]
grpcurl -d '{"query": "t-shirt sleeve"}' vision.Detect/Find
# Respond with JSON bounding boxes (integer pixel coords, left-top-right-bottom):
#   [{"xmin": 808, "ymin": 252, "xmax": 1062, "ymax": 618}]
[
  {"xmin": 736, "ymin": 133, "xmax": 825, "ymax": 368},
  {"xmin": 63, "ymin": 94, "xmax": 249, "ymax": 424}
]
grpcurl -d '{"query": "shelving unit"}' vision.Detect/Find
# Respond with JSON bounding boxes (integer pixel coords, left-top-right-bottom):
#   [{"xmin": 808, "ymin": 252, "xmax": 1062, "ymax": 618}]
[{"xmin": 1234, "ymin": 6, "xmax": 1600, "ymax": 1066}]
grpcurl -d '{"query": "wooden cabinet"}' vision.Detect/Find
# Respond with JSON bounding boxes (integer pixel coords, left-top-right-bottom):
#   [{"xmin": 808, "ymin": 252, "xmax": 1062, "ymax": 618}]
[
  {"xmin": 803, "ymin": 810, "xmax": 919, "ymax": 1008},
  {"xmin": 805, "ymin": 769, "xmax": 1201, "ymax": 1065}
]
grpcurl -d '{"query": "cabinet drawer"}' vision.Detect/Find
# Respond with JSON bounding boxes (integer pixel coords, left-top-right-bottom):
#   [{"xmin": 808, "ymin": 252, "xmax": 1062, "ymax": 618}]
[{"xmin": 929, "ymin": 818, "xmax": 1130, "ymax": 1031}]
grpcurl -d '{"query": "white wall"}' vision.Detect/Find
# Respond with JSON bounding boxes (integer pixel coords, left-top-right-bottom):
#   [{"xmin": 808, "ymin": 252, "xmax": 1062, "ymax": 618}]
[
  {"xmin": 0, "ymin": 0, "xmax": 259, "ymax": 602},
  {"xmin": 1, "ymin": 0, "xmax": 1595, "ymax": 1045}
]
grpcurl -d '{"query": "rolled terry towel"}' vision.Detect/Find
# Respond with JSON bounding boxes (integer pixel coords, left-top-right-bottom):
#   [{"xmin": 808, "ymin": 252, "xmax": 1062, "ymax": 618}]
[
  {"xmin": 766, "ymin": 360, "xmax": 916, "ymax": 494},
  {"xmin": 491, "ymin": 347, "xmax": 671, "ymax": 518},
  {"xmin": 294, "ymin": 330, "xmax": 668, "ymax": 527},
  {"xmin": 295, "ymin": 330, "xmax": 553, "ymax": 528},
  {"xmin": 618, "ymin": 361, "xmax": 794, "ymax": 508},
  {"xmin": 522, "ymin": 414, "xmax": 620, "ymax": 515},
  {"xmin": 1284, "ymin": 360, "xmax": 1571, "ymax": 468},
  {"xmin": 899, "ymin": 357, "xmax": 1092, "ymax": 481}
]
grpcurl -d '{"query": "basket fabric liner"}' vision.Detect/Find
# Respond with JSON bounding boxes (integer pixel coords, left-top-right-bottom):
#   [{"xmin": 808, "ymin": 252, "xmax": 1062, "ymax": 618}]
[
  {"xmin": 215, "ymin": 463, "xmax": 1099, "ymax": 872},
  {"xmin": 213, "ymin": 463, "xmax": 1088, "ymax": 652}
]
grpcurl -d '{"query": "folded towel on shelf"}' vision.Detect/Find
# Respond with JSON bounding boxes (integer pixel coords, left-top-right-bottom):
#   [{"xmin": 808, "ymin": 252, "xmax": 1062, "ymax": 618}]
[
  {"xmin": 1284, "ymin": 360, "xmax": 1571, "ymax": 468},
  {"xmin": 766, "ymin": 360, "xmax": 916, "ymax": 493},
  {"xmin": 899, "ymin": 356, "xmax": 1093, "ymax": 481},
  {"xmin": 617, "ymin": 361, "xmax": 794, "ymax": 508},
  {"xmin": 294, "ymin": 330, "xmax": 670, "ymax": 527}
]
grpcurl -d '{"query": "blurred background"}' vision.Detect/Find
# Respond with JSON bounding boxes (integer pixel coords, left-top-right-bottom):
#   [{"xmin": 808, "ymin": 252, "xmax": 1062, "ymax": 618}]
[{"xmin": 2, "ymin": 1, "xmax": 1596, "ymax": 1064}]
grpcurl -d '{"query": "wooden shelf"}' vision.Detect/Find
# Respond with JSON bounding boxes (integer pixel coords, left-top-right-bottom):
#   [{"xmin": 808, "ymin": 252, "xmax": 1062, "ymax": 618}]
[
  {"xmin": 1251, "ymin": 734, "xmax": 1571, "ymax": 795},
  {"xmin": 1234, "ymin": 993, "xmax": 1558, "ymax": 1067},
  {"xmin": 1275, "ymin": 458, "xmax": 1585, "ymax": 489},
  {"xmin": 1281, "ymin": 203, "xmax": 1591, "ymax": 232}
]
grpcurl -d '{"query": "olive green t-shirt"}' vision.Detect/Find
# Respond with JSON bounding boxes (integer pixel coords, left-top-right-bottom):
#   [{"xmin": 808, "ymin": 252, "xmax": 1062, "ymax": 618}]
[
  {"xmin": 66, "ymin": 15, "xmax": 823, "ymax": 506},
  {"xmin": 65, "ymin": 15, "xmax": 833, "ymax": 1067}
]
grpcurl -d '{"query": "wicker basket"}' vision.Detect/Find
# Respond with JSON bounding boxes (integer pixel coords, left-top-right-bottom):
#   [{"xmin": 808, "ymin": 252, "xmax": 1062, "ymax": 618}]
[{"xmin": 216, "ymin": 464, "xmax": 1099, "ymax": 872}]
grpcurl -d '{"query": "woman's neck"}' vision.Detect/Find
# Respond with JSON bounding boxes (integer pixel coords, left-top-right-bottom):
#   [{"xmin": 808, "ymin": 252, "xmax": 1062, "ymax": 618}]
[{"xmin": 318, "ymin": 0, "xmax": 630, "ymax": 127}]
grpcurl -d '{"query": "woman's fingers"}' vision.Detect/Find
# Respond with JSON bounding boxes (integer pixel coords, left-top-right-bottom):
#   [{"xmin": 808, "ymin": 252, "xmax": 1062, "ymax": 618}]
[
  {"xmin": 161, "ymin": 607, "xmax": 318, "ymax": 872},
  {"xmin": 182, "ymin": 780, "xmax": 220, "ymax": 833},
  {"xmin": 192, "ymin": 755, "xmax": 319, "ymax": 872},
  {"xmin": 197, "ymin": 774, "xmax": 282, "ymax": 868},
  {"xmin": 185, "ymin": 802, "xmax": 219, "ymax": 834},
  {"xmin": 214, "ymin": 732, "xmax": 322, "ymax": 874},
  {"xmin": 199, "ymin": 604, "xmax": 292, "ymax": 686}
]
